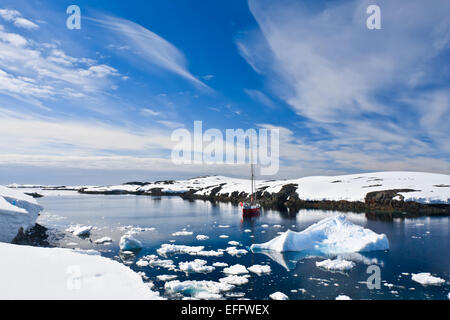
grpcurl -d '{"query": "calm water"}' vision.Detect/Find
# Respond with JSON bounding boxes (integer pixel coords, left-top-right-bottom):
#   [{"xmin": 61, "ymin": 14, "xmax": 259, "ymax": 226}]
[{"xmin": 36, "ymin": 193, "xmax": 450, "ymax": 300}]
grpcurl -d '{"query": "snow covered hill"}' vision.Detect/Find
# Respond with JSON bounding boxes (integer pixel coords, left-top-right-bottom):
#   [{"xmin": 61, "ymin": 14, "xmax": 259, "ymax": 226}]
[
  {"xmin": 0, "ymin": 186, "xmax": 43, "ymax": 242},
  {"xmin": 79, "ymin": 171, "xmax": 450, "ymax": 205}
]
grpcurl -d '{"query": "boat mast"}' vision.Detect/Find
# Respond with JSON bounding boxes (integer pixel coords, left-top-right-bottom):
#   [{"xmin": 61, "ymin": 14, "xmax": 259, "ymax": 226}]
[{"xmin": 250, "ymin": 132, "xmax": 256, "ymax": 204}]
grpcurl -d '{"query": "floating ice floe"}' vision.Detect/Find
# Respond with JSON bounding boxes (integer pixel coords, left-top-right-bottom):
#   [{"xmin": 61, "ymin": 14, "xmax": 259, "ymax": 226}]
[
  {"xmin": 315, "ymin": 258, "xmax": 355, "ymax": 272},
  {"xmin": 247, "ymin": 264, "xmax": 271, "ymax": 275},
  {"xmin": 250, "ymin": 215, "xmax": 389, "ymax": 254},
  {"xmin": 157, "ymin": 244, "xmax": 205, "ymax": 257},
  {"xmin": 179, "ymin": 259, "xmax": 215, "ymax": 273},
  {"xmin": 157, "ymin": 274, "xmax": 177, "ymax": 281},
  {"xmin": 335, "ymin": 295, "xmax": 352, "ymax": 300},
  {"xmin": 218, "ymin": 224, "xmax": 231, "ymax": 228},
  {"xmin": 164, "ymin": 280, "xmax": 234, "ymax": 300},
  {"xmin": 119, "ymin": 226, "xmax": 156, "ymax": 235},
  {"xmin": 172, "ymin": 230, "xmax": 193, "ymax": 236},
  {"xmin": 225, "ymin": 246, "xmax": 247, "ymax": 256},
  {"xmin": 66, "ymin": 225, "xmax": 92, "ymax": 237},
  {"xmin": 119, "ymin": 234, "xmax": 142, "ymax": 251},
  {"xmin": 94, "ymin": 236, "xmax": 113, "ymax": 244},
  {"xmin": 137, "ymin": 254, "xmax": 176, "ymax": 270},
  {"xmin": 219, "ymin": 275, "xmax": 250, "ymax": 286},
  {"xmin": 411, "ymin": 273, "xmax": 445, "ymax": 285},
  {"xmin": 244, "ymin": 229, "xmax": 252, "ymax": 233},
  {"xmin": 228, "ymin": 241, "xmax": 240, "ymax": 246},
  {"xmin": 213, "ymin": 262, "xmax": 229, "ymax": 267},
  {"xmin": 219, "ymin": 235, "xmax": 229, "ymax": 239},
  {"xmin": 196, "ymin": 250, "xmax": 224, "ymax": 257},
  {"xmin": 223, "ymin": 264, "xmax": 249, "ymax": 275},
  {"xmin": 196, "ymin": 235, "xmax": 209, "ymax": 241},
  {"xmin": 0, "ymin": 186, "xmax": 43, "ymax": 243},
  {"xmin": 269, "ymin": 292, "xmax": 288, "ymax": 300}
]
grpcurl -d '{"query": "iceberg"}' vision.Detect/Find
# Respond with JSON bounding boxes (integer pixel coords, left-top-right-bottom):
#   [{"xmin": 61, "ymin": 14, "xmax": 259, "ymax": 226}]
[
  {"xmin": 250, "ymin": 215, "xmax": 389, "ymax": 254},
  {"xmin": 0, "ymin": 186, "xmax": 43, "ymax": 243},
  {"xmin": 119, "ymin": 234, "xmax": 143, "ymax": 251}
]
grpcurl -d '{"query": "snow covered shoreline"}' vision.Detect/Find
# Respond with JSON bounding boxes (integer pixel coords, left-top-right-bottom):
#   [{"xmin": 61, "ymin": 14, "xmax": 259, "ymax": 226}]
[
  {"xmin": 0, "ymin": 186, "xmax": 160, "ymax": 300},
  {"xmin": 16, "ymin": 171, "xmax": 448, "ymax": 216}
]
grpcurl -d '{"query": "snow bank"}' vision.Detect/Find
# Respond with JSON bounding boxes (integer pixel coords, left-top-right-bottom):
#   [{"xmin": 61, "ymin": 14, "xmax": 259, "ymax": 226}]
[
  {"xmin": 315, "ymin": 258, "xmax": 355, "ymax": 271},
  {"xmin": 0, "ymin": 242, "xmax": 161, "ymax": 299},
  {"xmin": 251, "ymin": 215, "xmax": 389, "ymax": 254},
  {"xmin": 0, "ymin": 186, "xmax": 43, "ymax": 242},
  {"xmin": 411, "ymin": 273, "xmax": 445, "ymax": 285}
]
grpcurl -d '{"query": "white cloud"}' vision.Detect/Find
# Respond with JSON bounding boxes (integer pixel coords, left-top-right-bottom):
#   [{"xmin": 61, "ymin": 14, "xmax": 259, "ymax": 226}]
[
  {"xmin": 242, "ymin": 0, "xmax": 450, "ymax": 122},
  {"xmin": 92, "ymin": 15, "xmax": 208, "ymax": 89},
  {"xmin": 244, "ymin": 89, "xmax": 276, "ymax": 108},
  {"xmin": 0, "ymin": 8, "xmax": 38, "ymax": 29},
  {"xmin": 157, "ymin": 120, "xmax": 184, "ymax": 129},
  {"xmin": 0, "ymin": 114, "xmax": 175, "ymax": 154},
  {"xmin": 13, "ymin": 17, "xmax": 38, "ymax": 29},
  {"xmin": 236, "ymin": 0, "xmax": 450, "ymax": 174},
  {"xmin": 140, "ymin": 108, "xmax": 161, "ymax": 116}
]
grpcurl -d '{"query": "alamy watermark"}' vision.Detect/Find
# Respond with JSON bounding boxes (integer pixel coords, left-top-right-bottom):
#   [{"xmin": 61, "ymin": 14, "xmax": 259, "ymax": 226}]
[
  {"xmin": 66, "ymin": 5, "xmax": 81, "ymax": 30},
  {"xmin": 171, "ymin": 121, "xmax": 280, "ymax": 176}
]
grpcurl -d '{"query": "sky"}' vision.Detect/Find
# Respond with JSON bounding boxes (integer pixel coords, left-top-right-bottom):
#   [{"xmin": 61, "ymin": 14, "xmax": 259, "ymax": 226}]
[{"xmin": 0, "ymin": 0, "xmax": 449, "ymax": 185}]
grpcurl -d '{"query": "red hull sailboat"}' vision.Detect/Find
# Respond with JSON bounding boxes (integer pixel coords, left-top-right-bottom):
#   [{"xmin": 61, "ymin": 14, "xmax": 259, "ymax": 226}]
[{"xmin": 241, "ymin": 135, "xmax": 261, "ymax": 217}]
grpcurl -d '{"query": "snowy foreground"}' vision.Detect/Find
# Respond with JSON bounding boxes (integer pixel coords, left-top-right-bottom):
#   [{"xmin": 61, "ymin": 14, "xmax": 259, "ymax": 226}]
[
  {"xmin": 0, "ymin": 186, "xmax": 43, "ymax": 242},
  {"xmin": 78, "ymin": 171, "xmax": 450, "ymax": 204},
  {"xmin": 251, "ymin": 215, "xmax": 389, "ymax": 254},
  {"xmin": 0, "ymin": 242, "xmax": 161, "ymax": 299}
]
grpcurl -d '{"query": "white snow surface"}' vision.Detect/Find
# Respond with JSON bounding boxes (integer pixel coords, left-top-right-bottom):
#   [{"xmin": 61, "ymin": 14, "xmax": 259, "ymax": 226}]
[
  {"xmin": 0, "ymin": 242, "xmax": 161, "ymax": 299},
  {"xmin": 250, "ymin": 215, "xmax": 389, "ymax": 254},
  {"xmin": 83, "ymin": 172, "xmax": 450, "ymax": 204},
  {"xmin": 0, "ymin": 186, "xmax": 43, "ymax": 242}
]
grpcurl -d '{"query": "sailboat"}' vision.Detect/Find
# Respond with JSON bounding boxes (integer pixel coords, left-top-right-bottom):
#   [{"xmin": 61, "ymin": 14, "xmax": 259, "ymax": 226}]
[{"xmin": 241, "ymin": 134, "xmax": 261, "ymax": 217}]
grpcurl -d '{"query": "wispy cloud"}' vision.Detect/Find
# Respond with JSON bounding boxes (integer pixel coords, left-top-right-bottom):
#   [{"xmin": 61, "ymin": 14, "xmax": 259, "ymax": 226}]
[
  {"xmin": 0, "ymin": 8, "xmax": 39, "ymax": 29},
  {"xmin": 237, "ymin": 0, "xmax": 450, "ymax": 174},
  {"xmin": 89, "ymin": 15, "xmax": 209, "ymax": 89}
]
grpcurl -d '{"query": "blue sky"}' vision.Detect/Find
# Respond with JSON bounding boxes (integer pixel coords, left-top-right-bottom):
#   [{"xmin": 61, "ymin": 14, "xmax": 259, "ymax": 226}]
[{"xmin": 0, "ymin": 0, "xmax": 449, "ymax": 185}]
